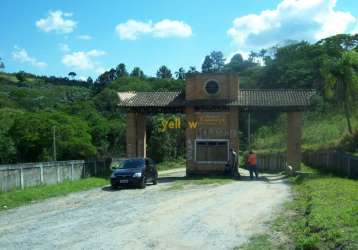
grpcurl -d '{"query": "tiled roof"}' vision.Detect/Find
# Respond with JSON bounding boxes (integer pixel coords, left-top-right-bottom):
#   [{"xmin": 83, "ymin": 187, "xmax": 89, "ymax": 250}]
[
  {"xmin": 118, "ymin": 91, "xmax": 184, "ymax": 107},
  {"xmin": 232, "ymin": 89, "xmax": 316, "ymax": 107},
  {"xmin": 118, "ymin": 89, "xmax": 316, "ymax": 109}
]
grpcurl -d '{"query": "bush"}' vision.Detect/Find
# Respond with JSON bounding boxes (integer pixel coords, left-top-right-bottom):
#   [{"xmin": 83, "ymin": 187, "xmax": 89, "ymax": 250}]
[{"xmin": 338, "ymin": 130, "xmax": 358, "ymax": 153}]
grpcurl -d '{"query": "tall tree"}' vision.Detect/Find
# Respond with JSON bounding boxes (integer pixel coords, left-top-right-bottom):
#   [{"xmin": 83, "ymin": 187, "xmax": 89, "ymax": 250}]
[
  {"xmin": 320, "ymin": 50, "xmax": 358, "ymax": 134},
  {"xmin": 15, "ymin": 72, "xmax": 26, "ymax": 83},
  {"xmin": 95, "ymin": 69, "xmax": 117, "ymax": 90},
  {"xmin": 116, "ymin": 63, "xmax": 128, "ymax": 78},
  {"xmin": 87, "ymin": 77, "xmax": 93, "ymax": 85},
  {"xmin": 0, "ymin": 57, "xmax": 4, "ymax": 70},
  {"xmin": 108, "ymin": 68, "xmax": 117, "ymax": 81},
  {"xmin": 225, "ymin": 53, "xmax": 257, "ymax": 73},
  {"xmin": 130, "ymin": 67, "xmax": 145, "ymax": 78},
  {"xmin": 201, "ymin": 55, "xmax": 214, "ymax": 73},
  {"xmin": 175, "ymin": 67, "xmax": 186, "ymax": 80},
  {"xmin": 68, "ymin": 72, "xmax": 77, "ymax": 79},
  {"xmin": 210, "ymin": 51, "xmax": 225, "ymax": 72},
  {"xmin": 156, "ymin": 65, "xmax": 172, "ymax": 79},
  {"xmin": 187, "ymin": 66, "xmax": 198, "ymax": 74}
]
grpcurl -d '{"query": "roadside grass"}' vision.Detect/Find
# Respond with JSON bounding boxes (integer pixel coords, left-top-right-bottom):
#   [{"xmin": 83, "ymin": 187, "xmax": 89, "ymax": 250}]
[
  {"xmin": 238, "ymin": 166, "xmax": 358, "ymax": 250},
  {"xmin": 156, "ymin": 157, "xmax": 185, "ymax": 171},
  {"xmin": 164, "ymin": 175, "xmax": 234, "ymax": 190},
  {"xmin": 235, "ymin": 234, "xmax": 277, "ymax": 250},
  {"xmin": 0, "ymin": 177, "xmax": 107, "ymax": 211}
]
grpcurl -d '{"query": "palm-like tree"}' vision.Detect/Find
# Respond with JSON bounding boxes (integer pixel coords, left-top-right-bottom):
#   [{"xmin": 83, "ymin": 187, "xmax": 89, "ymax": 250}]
[
  {"xmin": 175, "ymin": 67, "xmax": 186, "ymax": 80},
  {"xmin": 68, "ymin": 72, "xmax": 77, "ymax": 79},
  {"xmin": 321, "ymin": 50, "xmax": 358, "ymax": 134}
]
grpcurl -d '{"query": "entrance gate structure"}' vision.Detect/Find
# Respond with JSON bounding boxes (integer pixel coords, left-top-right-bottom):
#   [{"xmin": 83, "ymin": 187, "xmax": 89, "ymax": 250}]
[{"xmin": 118, "ymin": 73, "xmax": 315, "ymax": 175}]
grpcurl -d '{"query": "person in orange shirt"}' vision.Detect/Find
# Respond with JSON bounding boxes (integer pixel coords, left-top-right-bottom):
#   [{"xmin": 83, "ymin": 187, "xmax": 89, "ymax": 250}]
[{"xmin": 247, "ymin": 150, "xmax": 258, "ymax": 180}]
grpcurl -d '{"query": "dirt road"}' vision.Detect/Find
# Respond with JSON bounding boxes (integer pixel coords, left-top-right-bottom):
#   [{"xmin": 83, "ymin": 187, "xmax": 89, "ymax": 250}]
[{"xmin": 0, "ymin": 169, "xmax": 290, "ymax": 250}]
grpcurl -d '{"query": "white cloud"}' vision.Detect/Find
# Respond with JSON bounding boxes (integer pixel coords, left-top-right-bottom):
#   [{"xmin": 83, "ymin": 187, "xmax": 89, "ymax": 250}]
[
  {"xmin": 152, "ymin": 19, "xmax": 192, "ymax": 38},
  {"xmin": 115, "ymin": 19, "xmax": 192, "ymax": 40},
  {"xmin": 77, "ymin": 35, "xmax": 93, "ymax": 40},
  {"xmin": 12, "ymin": 46, "xmax": 47, "ymax": 68},
  {"xmin": 227, "ymin": 0, "xmax": 356, "ymax": 51},
  {"xmin": 59, "ymin": 43, "xmax": 70, "ymax": 52},
  {"xmin": 62, "ymin": 49, "xmax": 106, "ymax": 71},
  {"xmin": 36, "ymin": 10, "xmax": 76, "ymax": 34}
]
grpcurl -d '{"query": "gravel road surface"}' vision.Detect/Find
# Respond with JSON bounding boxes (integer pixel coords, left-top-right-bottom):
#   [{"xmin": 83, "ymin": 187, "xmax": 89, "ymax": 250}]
[{"xmin": 0, "ymin": 168, "xmax": 290, "ymax": 250}]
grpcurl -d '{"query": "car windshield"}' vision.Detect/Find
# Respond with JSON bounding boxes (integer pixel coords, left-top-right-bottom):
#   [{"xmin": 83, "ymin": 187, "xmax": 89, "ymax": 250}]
[{"xmin": 111, "ymin": 159, "xmax": 144, "ymax": 169}]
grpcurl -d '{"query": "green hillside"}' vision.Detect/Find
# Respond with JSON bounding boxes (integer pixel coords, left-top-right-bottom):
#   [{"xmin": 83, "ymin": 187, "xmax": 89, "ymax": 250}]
[
  {"xmin": 0, "ymin": 70, "xmax": 186, "ymax": 164},
  {"xmin": 252, "ymin": 105, "xmax": 358, "ymax": 153}
]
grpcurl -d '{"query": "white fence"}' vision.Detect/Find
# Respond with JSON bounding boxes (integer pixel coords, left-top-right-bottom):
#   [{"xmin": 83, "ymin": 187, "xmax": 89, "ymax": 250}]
[{"xmin": 0, "ymin": 159, "xmax": 111, "ymax": 192}]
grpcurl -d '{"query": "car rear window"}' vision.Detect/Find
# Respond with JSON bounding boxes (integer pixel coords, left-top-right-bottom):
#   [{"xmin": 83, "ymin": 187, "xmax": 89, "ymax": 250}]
[{"xmin": 112, "ymin": 159, "xmax": 144, "ymax": 169}]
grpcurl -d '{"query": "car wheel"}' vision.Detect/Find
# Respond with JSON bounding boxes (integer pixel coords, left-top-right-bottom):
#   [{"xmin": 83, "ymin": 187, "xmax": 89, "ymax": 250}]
[
  {"xmin": 140, "ymin": 177, "xmax": 146, "ymax": 189},
  {"xmin": 111, "ymin": 184, "xmax": 118, "ymax": 190}
]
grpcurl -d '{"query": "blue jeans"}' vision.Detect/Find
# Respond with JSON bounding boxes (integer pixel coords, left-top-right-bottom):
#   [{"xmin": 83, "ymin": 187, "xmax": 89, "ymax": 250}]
[{"xmin": 249, "ymin": 165, "xmax": 258, "ymax": 179}]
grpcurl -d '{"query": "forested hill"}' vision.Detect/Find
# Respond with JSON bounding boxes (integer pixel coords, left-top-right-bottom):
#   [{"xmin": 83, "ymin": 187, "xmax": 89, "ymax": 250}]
[{"xmin": 0, "ymin": 34, "xmax": 357, "ymax": 164}]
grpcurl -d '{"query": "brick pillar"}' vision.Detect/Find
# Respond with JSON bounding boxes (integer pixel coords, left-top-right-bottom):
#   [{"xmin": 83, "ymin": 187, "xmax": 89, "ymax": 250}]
[
  {"xmin": 136, "ymin": 113, "xmax": 146, "ymax": 157},
  {"xmin": 126, "ymin": 113, "xmax": 137, "ymax": 157},
  {"xmin": 185, "ymin": 107, "xmax": 196, "ymax": 175},
  {"xmin": 229, "ymin": 107, "xmax": 239, "ymax": 153},
  {"xmin": 287, "ymin": 112, "xmax": 303, "ymax": 171},
  {"xmin": 229, "ymin": 74, "xmax": 239, "ymax": 101}
]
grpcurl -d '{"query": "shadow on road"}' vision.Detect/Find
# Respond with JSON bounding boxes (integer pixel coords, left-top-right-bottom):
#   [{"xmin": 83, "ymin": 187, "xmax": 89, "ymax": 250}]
[
  {"xmin": 102, "ymin": 183, "xmax": 157, "ymax": 192},
  {"xmin": 158, "ymin": 175, "xmax": 236, "ymax": 184},
  {"xmin": 102, "ymin": 186, "xmax": 119, "ymax": 192}
]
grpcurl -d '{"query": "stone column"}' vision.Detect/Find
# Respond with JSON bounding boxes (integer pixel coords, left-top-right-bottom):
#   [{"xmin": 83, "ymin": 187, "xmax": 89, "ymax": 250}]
[
  {"xmin": 185, "ymin": 107, "xmax": 196, "ymax": 175},
  {"xmin": 136, "ymin": 113, "xmax": 146, "ymax": 157},
  {"xmin": 287, "ymin": 112, "xmax": 303, "ymax": 171},
  {"xmin": 229, "ymin": 107, "xmax": 239, "ymax": 154},
  {"xmin": 126, "ymin": 113, "xmax": 137, "ymax": 157}
]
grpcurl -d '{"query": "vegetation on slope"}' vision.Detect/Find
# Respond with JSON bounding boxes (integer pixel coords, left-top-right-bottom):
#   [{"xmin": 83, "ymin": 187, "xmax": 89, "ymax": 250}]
[
  {"xmin": 238, "ymin": 166, "xmax": 358, "ymax": 250},
  {"xmin": 252, "ymin": 104, "xmax": 358, "ymax": 153}
]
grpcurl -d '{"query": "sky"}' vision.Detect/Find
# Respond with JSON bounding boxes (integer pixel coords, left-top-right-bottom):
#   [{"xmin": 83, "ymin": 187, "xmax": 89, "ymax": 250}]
[{"xmin": 0, "ymin": 0, "xmax": 358, "ymax": 80}]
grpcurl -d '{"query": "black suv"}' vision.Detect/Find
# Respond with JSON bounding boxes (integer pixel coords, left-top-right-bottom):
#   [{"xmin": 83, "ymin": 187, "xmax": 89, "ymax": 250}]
[{"xmin": 110, "ymin": 158, "xmax": 158, "ymax": 189}]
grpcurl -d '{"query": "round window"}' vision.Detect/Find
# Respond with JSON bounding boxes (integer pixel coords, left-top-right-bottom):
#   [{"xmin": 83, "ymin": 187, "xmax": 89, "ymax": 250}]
[{"xmin": 204, "ymin": 80, "xmax": 220, "ymax": 95}]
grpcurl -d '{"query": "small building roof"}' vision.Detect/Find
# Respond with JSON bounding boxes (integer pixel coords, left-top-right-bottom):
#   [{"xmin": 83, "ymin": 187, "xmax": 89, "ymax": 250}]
[{"xmin": 117, "ymin": 89, "xmax": 316, "ymax": 112}]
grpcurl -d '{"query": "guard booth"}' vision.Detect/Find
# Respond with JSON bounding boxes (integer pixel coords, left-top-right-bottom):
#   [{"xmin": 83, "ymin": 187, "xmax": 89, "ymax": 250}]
[{"xmin": 118, "ymin": 73, "xmax": 315, "ymax": 175}]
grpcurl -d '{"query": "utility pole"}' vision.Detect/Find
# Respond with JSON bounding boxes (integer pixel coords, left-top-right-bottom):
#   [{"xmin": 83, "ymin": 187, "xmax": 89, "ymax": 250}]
[
  {"xmin": 53, "ymin": 126, "xmax": 57, "ymax": 161},
  {"xmin": 248, "ymin": 113, "xmax": 251, "ymax": 151}
]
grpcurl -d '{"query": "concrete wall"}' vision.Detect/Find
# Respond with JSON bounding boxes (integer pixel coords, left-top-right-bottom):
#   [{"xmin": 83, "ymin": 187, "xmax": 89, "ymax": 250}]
[{"xmin": 0, "ymin": 160, "xmax": 110, "ymax": 192}]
